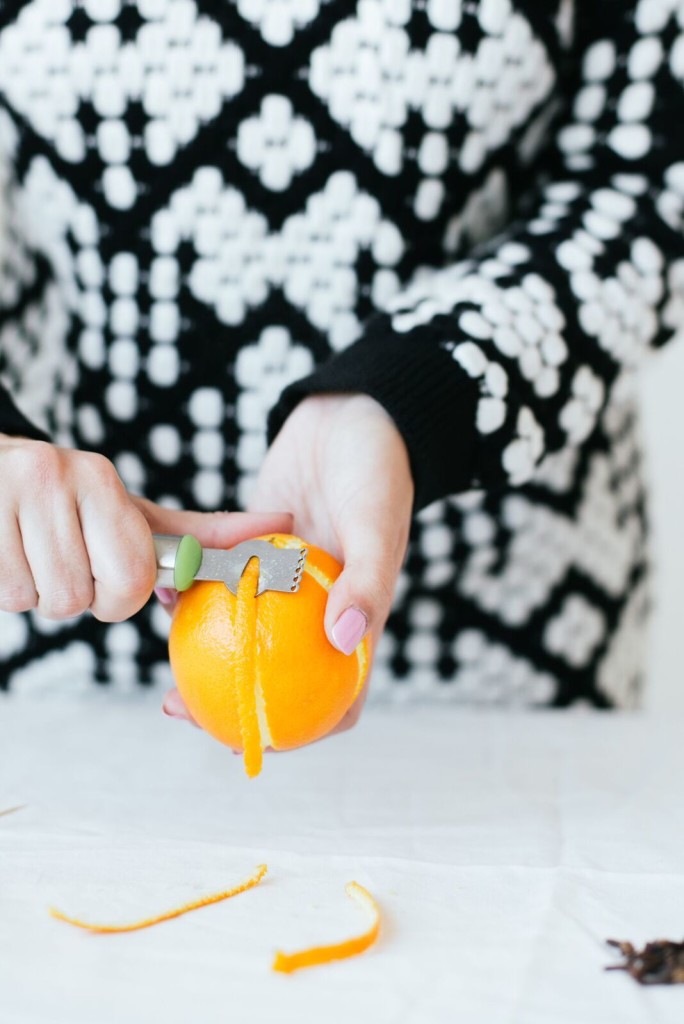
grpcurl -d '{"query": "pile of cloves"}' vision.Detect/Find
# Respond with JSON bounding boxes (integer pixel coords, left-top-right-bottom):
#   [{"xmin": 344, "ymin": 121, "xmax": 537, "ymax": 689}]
[{"xmin": 606, "ymin": 939, "xmax": 684, "ymax": 985}]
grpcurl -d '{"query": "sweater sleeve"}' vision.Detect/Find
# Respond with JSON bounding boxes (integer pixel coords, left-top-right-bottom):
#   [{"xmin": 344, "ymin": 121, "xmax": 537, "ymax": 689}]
[
  {"xmin": 268, "ymin": 1, "xmax": 684, "ymax": 511},
  {"xmin": 0, "ymin": 382, "xmax": 50, "ymax": 441}
]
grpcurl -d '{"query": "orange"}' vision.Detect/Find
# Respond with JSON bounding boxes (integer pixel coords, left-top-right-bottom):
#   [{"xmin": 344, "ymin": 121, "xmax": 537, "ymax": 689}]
[{"xmin": 168, "ymin": 533, "xmax": 370, "ymax": 777}]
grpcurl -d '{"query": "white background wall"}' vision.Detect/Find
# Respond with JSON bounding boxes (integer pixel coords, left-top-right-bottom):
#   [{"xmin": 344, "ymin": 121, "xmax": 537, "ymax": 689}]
[{"xmin": 640, "ymin": 336, "xmax": 684, "ymax": 711}]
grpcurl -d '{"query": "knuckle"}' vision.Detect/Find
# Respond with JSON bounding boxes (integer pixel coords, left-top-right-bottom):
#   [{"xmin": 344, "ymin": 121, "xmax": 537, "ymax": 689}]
[
  {"xmin": 118, "ymin": 541, "xmax": 157, "ymax": 601},
  {"xmin": 127, "ymin": 564, "xmax": 156, "ymax": 603},
  {"xmin": 335, "ymin": 566, "xmax": 395, "ymax": 636},
  {"xmin": 367, "ymin": 567, "xmax": 396, "ymax": 610},
  {"xmin": 39, "ymin": 580, "xmax": 93, "ymax": 620},
  {"xmin": 99, "ymin": 567, "xmax": 154, "ymax": 620},
  {"xmin": 0, "ymin": 581, "xmax": 37, "ymax": 613},
  {"xmin": 79, "ymin": 451, "xmax": 121, "ymax": 488},
  {"xmin": 91, "ymin": 523, "xmax": 156, "ymax": 620},
  {"xmin": 23, "ymin": 442, "xmax": 66, "ymax": 488}
]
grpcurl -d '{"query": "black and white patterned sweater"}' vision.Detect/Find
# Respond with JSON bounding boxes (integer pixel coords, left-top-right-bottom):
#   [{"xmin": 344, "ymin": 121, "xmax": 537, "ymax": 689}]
[{"xmin": 0, "ymin": 0, "xmax": 682, "ymax": 705}]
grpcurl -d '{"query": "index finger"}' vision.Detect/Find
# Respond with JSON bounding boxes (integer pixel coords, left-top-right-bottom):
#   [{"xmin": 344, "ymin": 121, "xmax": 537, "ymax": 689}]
[{"xmin": 131, "ymin": 497, "xmax": 294, "ymax": 549}]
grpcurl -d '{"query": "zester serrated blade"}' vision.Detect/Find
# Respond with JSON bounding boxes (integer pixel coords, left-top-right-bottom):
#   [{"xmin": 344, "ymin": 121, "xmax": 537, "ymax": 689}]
[{"xmin": 195, "ymin": 539, "xmax": 307, "ymax": 596}]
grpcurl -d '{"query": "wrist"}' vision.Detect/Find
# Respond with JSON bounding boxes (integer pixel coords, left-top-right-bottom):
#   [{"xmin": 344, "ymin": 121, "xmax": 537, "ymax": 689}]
[{"xmin": 296, "ymin": 391, "xmax": 395, "ymax": 423}]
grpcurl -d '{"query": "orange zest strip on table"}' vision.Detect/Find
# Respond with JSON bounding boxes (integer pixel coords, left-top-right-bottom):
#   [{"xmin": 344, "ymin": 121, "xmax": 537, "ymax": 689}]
[
  {"xmin": 272, "ymin": 881, "xmax": 381, "ymax": 974},
  {"xmin": 49, "ymin": 864, "xmax": 268, "ymax": 934},
  {"xmin": 0, "ymin": 805, "xmax": 26, "ymax": 819}
]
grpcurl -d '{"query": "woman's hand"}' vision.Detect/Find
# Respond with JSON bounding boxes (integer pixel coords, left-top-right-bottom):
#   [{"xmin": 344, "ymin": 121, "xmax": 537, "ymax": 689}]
[
  {"xmin": 0, "ymin": 433, "xmax": 292, "ymax": 621},
  {"xmin": 163, "ymin": 394, "xmax": 415, "ymax": 742},
  {"xmin": 251, "ymin": 393, "xmax": 414, "ymax": 655}
]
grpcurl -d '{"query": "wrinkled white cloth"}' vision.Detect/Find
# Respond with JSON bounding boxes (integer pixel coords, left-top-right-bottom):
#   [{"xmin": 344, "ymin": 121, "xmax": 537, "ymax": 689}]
[{"xmin": 1, "ymin": 690, "xmax": 683, "ymax": 1024}]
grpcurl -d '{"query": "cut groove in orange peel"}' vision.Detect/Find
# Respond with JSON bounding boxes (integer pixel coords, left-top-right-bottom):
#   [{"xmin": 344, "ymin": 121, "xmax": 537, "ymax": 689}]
[
  {"xmin": 272, "ymin": 881, "xmax": 380, "ymax": 974},
  {"xmin": 49, "ymin": 863, "xmax": 268, "ymax": 934},
  {"xmin": 234, "ymin": 558, "xmax": 262, "ymax": 778}
]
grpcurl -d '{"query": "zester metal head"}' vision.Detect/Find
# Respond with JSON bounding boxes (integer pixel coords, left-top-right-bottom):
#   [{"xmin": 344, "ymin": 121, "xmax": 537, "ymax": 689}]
[{"xmin": 197, "ymin": 538, "xmax": 307, "ymax": 596}]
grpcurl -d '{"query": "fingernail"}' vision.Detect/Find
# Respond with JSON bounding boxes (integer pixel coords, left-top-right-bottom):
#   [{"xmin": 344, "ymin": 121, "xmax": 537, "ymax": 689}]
[
  {"xmin": 162, "ymin": 690, "xmax": 187, "ymax": 719},
  {"xmin": 155, "ymin": 587, "xmax": 176, "ymax": 606},
  {"xmin": 331, "ymin": 607, "xmax": 368, "ymax": 656}
]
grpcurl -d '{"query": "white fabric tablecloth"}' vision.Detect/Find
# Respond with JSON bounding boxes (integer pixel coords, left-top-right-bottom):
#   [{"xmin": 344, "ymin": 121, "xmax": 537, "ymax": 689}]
[{"xmin": 1, "ymin": 689, "xmax": 683, "ymax": 1024}]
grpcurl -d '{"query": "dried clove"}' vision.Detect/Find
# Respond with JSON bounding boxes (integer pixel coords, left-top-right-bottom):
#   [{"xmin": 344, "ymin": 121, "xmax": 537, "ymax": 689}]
[{"xmin": 605, "ymin": 938, "xmax": 684, "ymax": 985}]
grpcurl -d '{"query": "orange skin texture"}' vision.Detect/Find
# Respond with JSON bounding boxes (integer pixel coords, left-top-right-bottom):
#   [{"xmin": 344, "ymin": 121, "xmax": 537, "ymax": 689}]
[{"xmin": 168, "ymin": 534, "xmax": 370, "ymax": 769}]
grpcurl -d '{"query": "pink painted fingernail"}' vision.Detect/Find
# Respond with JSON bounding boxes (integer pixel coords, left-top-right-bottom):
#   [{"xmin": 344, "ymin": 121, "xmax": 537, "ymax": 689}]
[
  {"xmin": 162, "ymin": 690, "xmax": 188, "ymax": 719},
  {"xmin": 331, "ymin": 607, "xmax": 367, "ymax": 656},
  {"xmin": 155, "ymin": 587, "xmax": 176, "ymax": 606}
]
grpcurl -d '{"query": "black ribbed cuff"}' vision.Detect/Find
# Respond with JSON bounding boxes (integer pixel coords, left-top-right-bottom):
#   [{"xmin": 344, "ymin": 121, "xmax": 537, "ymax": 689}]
[
  {"xmin": 0, "ymin": 384, "xmax": 50, "ymax": 443},
  {"xmin": 267, "ymin": 320, "xmax": 479, "ymax": 511}
]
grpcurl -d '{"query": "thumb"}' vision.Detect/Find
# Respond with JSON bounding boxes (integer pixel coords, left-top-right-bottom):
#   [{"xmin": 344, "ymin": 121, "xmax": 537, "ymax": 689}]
[
  {"xmin": 324, "ymin": 507, "xmax": 408, "ymax": 656},
  {"xmin": 131, "ymin": 496, "xmax": 294, "ymax": 550}
]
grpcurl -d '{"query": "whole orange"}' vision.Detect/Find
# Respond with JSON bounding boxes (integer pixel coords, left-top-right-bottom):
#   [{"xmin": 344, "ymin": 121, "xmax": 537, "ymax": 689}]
[{"xmin": 168, "ymin": 533, "xmax": 370, "ymax": 777}]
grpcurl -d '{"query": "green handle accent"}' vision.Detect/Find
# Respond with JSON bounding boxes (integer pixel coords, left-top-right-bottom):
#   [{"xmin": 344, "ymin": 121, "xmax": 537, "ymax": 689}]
[{"xmin": 174, "ymin": 534, "xmax": 203, "ymax": 592}]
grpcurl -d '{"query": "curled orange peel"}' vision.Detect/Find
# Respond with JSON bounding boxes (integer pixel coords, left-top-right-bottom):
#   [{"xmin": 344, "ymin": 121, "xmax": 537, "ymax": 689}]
[
  {"xmin": 272, "ymin": 881, "xmax": 381, "ymax": 974},
  {"xmin": 49, "ymin": 863, "xmax": 268, "ymax": 934}
]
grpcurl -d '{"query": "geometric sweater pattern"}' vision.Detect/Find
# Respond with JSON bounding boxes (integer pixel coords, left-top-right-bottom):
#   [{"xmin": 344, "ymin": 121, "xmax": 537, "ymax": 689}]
[{"xmin": 0, "ymin": 0, "xmax": 682, "ymax": 706}]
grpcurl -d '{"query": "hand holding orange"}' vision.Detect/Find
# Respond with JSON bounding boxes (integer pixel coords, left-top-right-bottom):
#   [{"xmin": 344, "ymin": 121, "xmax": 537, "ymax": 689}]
[{"xmin": 168, "ymin": 534, "xmax": 371, "ymax": 777}]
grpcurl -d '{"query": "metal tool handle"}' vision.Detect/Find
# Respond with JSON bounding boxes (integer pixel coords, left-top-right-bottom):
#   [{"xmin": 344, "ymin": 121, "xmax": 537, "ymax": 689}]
[
  {"xmin": 154, "ymin": 533, "xmax": 308, "ymax": 596},
  {"xmin": 153, "ymin": 534, "xmax": 202, "ymax": 592}
]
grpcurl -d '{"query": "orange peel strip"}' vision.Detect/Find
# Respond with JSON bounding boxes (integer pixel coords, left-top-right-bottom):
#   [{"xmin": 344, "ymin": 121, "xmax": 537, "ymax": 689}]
[
  {"xmin": 272, "ymin": 881, "xmax": 381, "ymax": 974},
  {"xmin": 0, "ymin": 805, "xmax": 25, "ymax": 819},
  {"xmin": 49, "ymin": 863, "xmax": 268, "ymax": 934},
  {"xmin": 235, "ymin": 558, "xmax": 262, "ymax": 779}
]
